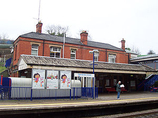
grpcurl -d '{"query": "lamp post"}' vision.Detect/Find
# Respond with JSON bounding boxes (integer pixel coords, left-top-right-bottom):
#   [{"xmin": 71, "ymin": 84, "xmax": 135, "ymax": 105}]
[{"xmin": 89, "ymin": 50, "xmax": 99, "ymax": 99}]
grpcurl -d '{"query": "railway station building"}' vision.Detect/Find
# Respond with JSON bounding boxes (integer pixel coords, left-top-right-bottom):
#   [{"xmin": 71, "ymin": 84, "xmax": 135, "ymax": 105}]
[{"xmin": 11, "ymin": 22, "xmax": 157, "ymax": 93}]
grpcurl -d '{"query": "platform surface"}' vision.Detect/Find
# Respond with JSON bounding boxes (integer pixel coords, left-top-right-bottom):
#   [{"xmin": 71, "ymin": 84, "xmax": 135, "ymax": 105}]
[{"xmin": 0, "ymin": 92, "xmax": 158, "ymax": 115}]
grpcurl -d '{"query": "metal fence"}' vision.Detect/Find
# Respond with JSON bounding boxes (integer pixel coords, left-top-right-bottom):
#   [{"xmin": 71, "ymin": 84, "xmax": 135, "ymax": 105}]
[{"xmin": 0, "ymin": 86, "xmax": 98, "ymax": 100}]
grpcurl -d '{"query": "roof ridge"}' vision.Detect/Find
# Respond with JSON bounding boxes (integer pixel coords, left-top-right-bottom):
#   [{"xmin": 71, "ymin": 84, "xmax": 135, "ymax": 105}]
[
  {"xmin": 21, "ymin": 54, "xmax": 141, "ymax": 66},
  {"xmin": 19, "ymin": 32, "xmax": 123, "ymax": 51},
  {"xmin": 20, "ymin": 55, "xmax": 157, "ymax": 72}
]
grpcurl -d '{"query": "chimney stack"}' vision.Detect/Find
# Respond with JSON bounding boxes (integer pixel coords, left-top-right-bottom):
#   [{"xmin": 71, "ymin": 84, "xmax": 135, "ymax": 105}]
[
  {"xmin": 36, "ymin": 21, "xmax": 43, "ymax": 33},
  {"xmin": 80, "ymin": 31, "xmax": 88, "ymax": 45},
  {"xmin": 121, "ymin": 38, "xmax": 125, "ymax": 50}
]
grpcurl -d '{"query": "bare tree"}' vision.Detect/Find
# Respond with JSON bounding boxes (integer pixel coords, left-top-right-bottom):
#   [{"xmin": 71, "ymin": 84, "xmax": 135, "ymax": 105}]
[
  {"xmin": 132, "ymin": 47, "xmax": 141, "ymax": 55},
  {"xmin": 0, "ymin": 34, "xmax": 9, "ymax": 40},
  {"xmin": 46, "ymin": 25, "xmax": 69, "ymax": 37},
  {"xmin": 126, "ymin": 46, "xmax": 141, "ymax": 55},
  {"xmin": 75, "ymin": 30, "xmax": 93, "ymax": 40},
  {"xmin": 0, "ymin": 34, "xmax": 10, "ymax": 44},
  {"xmin": 147, "ymin": 50, "xmax": 155, "ymax": 55}
]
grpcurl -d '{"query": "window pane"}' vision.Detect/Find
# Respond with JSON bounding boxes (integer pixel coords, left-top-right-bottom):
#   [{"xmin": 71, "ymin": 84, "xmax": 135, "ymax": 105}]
[
  {"xmin": 94, "ymin": 55, "xmax": 98, "ymax": 61},
  {"xmin": 50, "ymin": 47, "xmax": 61, "ymax": 58},
  {"xmin": 32, "ymin": 44, "xmax": 38, "ymax": 49},
  {"xmin": 71, "ymin": 54, "xmax": 75, "ymax": 59},
  {"xmin": 50, "ymin": 53, "xmax": 54, "ymax": 57},
  {"xmin": 71, "ymin": 49, "xmax": 76, "ymax": 59},
  {"xmin": 31, "ymin": 44, "xmax": 38, "ymax": 56},
  {"xmin": 31, "ymin": 50, "xmax": 38, "ymax": 56},
  {"xmin": 53, "ymin": 47, "xmax": 57, "ymax": 51},
  {"xmin": 57, "ymin": 48, "xmax": 60, "ymax": 51},
  {"xmin": 108, "ymin": 54, "xmax": 116, "ymax": 63},
  {"xmin": 71, "ymin": 49, "xmax": 76, "ymax": 53},
  {"xmin": 56, "ymin": 53, "xmax": 60, "ymax": 58}
]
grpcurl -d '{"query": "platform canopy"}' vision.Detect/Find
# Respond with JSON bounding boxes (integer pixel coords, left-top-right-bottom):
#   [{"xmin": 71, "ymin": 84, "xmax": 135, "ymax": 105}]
[{"xmin": 18, "ymin": 55, "xmax": 157, "ymax": 75}]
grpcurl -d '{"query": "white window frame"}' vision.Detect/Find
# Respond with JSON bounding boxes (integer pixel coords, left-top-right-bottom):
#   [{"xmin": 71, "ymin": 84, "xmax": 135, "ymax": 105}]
[
  {"xmin": 94, "ymin": 52, "xmax": 99, "ymax": 61},
  {"xmin": 71, "ymin": 49, "xmax": 76, "ymax": 59},
  {"xmin": 108, "ymin": 54, "xmax": 116, "ymax": 63},
  {"xmin": 50, "ymin": 47, "xmax": 61, "ymax": 58},
  {"xmin": 31, "ymin": 44, "xmax": 39, "ymax": 56}
]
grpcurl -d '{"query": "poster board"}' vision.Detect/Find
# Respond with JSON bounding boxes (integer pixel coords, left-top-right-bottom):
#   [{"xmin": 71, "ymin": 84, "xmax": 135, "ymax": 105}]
[
  {"xmin": 46, "ymin": 70, "xmax": 59, "ymax": 89},
  {"xmin": 32, "ymin": 69, "xmax": 45, "ymax": 89},
  {"xmin": 60, "ymin": 71, "xmax": 71, "ymax": 89}
]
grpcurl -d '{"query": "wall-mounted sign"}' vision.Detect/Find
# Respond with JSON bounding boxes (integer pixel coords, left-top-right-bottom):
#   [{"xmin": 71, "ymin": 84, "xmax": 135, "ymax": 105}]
[
  {"xmin": 32, "ymin": 69, "xmax": 45, "ymax": 89},
  {"xmin": 74, "ymin": 73, "xmax": 94, "ymax": 77},
  {"xmin": 60, "ymin": 71, "xmax": 71, "ymax": 89},
  {"xmin": 47, "ymin": 70, "xmax": 59, "ymax": 89}
]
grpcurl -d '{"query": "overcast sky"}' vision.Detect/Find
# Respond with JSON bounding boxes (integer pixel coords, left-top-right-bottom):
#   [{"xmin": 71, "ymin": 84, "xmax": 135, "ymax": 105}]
[{"xmin": 0, "ymin": 0, "xmax": 158, "ymax": 55}]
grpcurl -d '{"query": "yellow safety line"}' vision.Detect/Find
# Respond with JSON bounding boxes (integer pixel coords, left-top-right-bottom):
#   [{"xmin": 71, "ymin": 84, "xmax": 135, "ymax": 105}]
[{"xmin": 0, "ymin": 97, "xmax": 158, "ymax": 107}]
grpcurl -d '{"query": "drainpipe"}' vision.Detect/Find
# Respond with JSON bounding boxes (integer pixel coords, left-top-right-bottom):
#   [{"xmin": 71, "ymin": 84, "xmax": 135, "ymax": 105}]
[
  {"xmin": 43, "ymin": 40, "xmax": 45, "ymax": 56},
  {"xmin": 128, "ymin": 53, "xmax": 130, "ymax": 64},
  {"xmin": 63, "ymin": 33, "xmax": 65, "ymax": 58},
  {"xmin": 106, "ymin": 50, "xmax": 107, "ymax": 62}
]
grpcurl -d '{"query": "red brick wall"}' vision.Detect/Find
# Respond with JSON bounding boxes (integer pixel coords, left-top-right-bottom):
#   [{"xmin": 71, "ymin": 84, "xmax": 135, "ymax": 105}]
[{"xmin": 13, "ymin": 37, "xmax": 129, "ymax": 66}]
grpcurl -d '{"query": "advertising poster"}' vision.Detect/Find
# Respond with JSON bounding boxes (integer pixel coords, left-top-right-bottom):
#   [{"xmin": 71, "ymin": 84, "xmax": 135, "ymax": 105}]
[
  {"xmin": 47, "ymin": 70, "xmax": 59, "ymax": 89},
  {"xmin": 32, "ymin": 69, "xmax": 45, "ymax": 89},
  {"xmin": 60, "ymin": 71, "xmax": 71, "ymax": 89}
]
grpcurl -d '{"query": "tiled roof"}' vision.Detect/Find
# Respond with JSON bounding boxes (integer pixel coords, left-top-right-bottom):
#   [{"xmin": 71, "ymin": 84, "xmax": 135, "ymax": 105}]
[
  {"xmin": 19, "ymin": 32, "xmax": 123, "ymax": 51},
  {"xmin": 20, "ymin": 55, "xmax": 156, "ymax": 72},
  {"xmin": 131, "ymin": 54, "xmax": 158, "ymax": 60}
]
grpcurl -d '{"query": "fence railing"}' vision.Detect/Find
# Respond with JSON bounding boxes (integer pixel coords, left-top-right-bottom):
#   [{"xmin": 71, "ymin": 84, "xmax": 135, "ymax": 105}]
[{"xmin": 0, "ymin": 86, "xmax": 98, "ymax": 100}]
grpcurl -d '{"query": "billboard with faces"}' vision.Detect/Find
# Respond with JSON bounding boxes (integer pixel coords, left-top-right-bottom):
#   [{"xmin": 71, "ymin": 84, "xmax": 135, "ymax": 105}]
[
  {"xmin": 60, "ymin": 71, "xmax": 71, "ymax": 89},
  {"xmin": 32, "ymin": 69, "xmax": 45, "ymax": 89}
]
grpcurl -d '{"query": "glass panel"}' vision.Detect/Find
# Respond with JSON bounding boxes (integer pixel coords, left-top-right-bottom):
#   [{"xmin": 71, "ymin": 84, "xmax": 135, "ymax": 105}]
[
  {"xmin": 87, "ymin": 77, "xmax": 92, "ymax": 87},
  {"xmin": 50, "ymin": 53, "xmax": 55, "ymax": 57},
  {"xmin": 50, "ymin": 47, "xmax": 61, "ymax": 58},
  {"xmin": 56, "ymin": 53, "xmax": 60, "ymax": 58},
  {"xmin": 31, "ymin": 50, "xmax": 38, "ymax": 56},
  {"xmin": 32, "ymin": 44, "xmax": 38, "ymax": 49},
  {"xmin": 31, "ymin": 44, "xmax": 38, "ymax": 56},
  {"xmin": 84, "ymin": 77, "xmax": 86, "ymax": 87},
  {"xmin": 71, "ymin": 49, "xmax": 76, "ymax": 59},
  {"xmin": 108, "ymin": 54, "xmax": 116, "ymax": 63},
  {"xmin": 57, "ymin": 48, "xmax": 60, "ymax": 51},
  {"xmin": 94, "ymin": 56, "xmax": 98, "ymax": 61},
  {"xmin": 71, "ymin": 49, "xmax": 76, "ymax": 53},
  {"xmin": 71, "ymin": 54, "xmax": 75, "ymax": 59},
  {"xmin": 53, "ymin": 47, "xmax": 57, "ymax": 51}
]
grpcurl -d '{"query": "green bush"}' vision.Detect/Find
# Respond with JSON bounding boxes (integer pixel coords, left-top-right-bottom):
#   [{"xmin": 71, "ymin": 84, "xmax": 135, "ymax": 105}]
[
  {"xmin": 0, "ymin": 66, "xmax": 6, "ymax": 73},
  {"xmin": 154, "ymin": 81, "xmax": 158, "ymax": 87}
]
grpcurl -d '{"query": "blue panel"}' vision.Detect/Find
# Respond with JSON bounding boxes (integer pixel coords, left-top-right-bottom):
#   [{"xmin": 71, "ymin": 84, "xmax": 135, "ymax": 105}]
[{"xmin": 5, "ymin": 58, "xmax": 12, "ymax": 68}]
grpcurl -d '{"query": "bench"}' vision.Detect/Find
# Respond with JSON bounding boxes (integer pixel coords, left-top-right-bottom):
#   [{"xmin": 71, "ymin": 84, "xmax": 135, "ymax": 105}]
[
  {"xmin": 150, "ymin": 87, "xmax": 158, "ymax": 92},
  {"xmin": 106, "ymin": 88, "xmax": 116, "ymax": 93},
  {"xmin": 121, "ymin": 87, "xmax": 127, "ymax": 92}
]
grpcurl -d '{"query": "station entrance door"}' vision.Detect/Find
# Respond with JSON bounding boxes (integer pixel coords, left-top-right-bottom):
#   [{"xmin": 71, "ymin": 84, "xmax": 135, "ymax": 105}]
[{"xmin": 74, "ymin": 73, "xmax": 95, "ymax": 87}]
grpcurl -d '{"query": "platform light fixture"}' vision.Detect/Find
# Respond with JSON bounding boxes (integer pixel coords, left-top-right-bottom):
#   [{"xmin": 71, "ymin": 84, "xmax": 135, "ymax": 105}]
[{"xmin": 89, "ymin": 49, "xmax": 99, "ymax": 99}]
